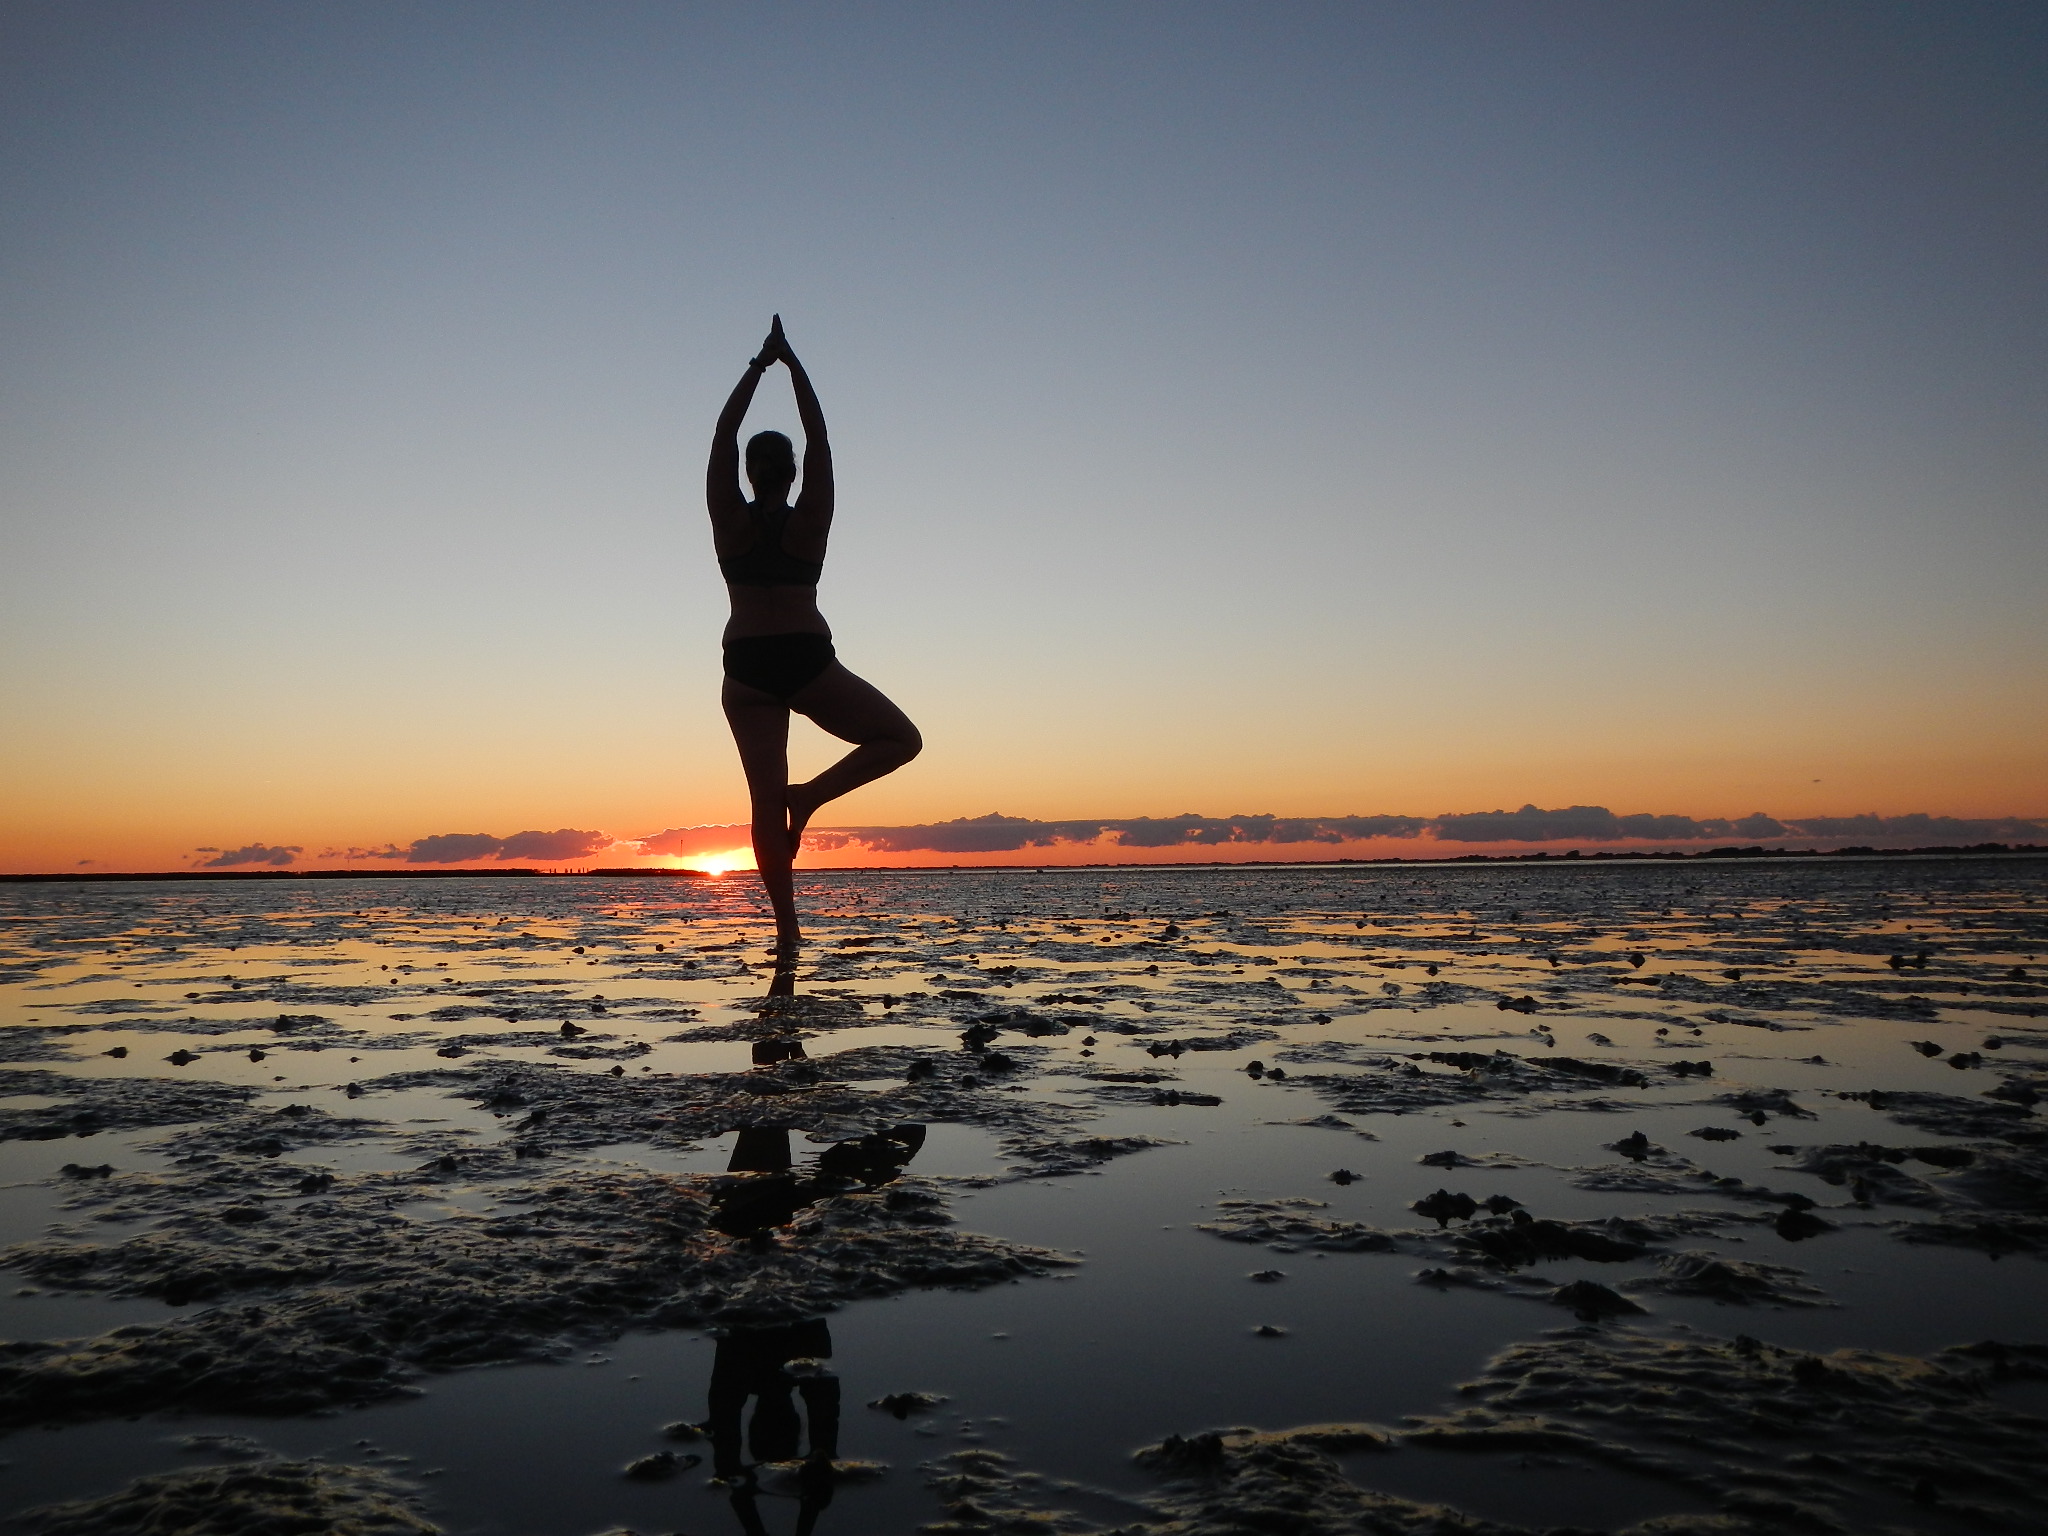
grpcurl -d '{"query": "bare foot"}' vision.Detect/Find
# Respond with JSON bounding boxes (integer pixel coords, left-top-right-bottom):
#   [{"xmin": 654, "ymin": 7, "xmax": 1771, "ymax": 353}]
[{"xmin": 785, "ymin": 781, "xmax": 824, "ymax": 857}]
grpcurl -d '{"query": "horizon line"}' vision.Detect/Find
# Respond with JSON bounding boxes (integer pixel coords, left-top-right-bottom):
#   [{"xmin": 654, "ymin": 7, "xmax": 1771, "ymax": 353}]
[{"xmin": 11, "ymin": 842, "xmax": 2047, "ymax": 883}]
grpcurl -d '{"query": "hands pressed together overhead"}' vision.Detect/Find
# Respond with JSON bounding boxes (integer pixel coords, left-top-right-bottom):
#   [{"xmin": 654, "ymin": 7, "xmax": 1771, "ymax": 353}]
[{"xmin": 751, "ymin": 314, "xmax": 793, "ymax": 370}]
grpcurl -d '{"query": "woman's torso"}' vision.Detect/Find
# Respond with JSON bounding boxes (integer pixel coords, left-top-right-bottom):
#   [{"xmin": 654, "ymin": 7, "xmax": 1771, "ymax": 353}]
[{"xmin": 717, "ymin": 502, "xmax": 830, "ymax": 641}]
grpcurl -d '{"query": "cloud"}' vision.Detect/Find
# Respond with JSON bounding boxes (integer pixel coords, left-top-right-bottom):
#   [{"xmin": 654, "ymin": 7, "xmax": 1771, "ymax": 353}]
[
  {"xmin": 1729, "ymin": 813, "xmax": 1788, "ymax": 838},
  {"xmin": 495, "ymin": 828, "xmax": 613, "ymax": 862},
  {"xmin": 631, "ymin": 824, "xmax": 755, "ymax": 857},
  {"xmin": 1786, "ymin": 813, "xmax": 2048, "ymax": 843},
  {"xmin": 396, "ymin": 833, "xmax": 506, "ymax": 863},
  {"xmin": 1431, "ymin": 806, "xmax": 1723, "ymax": 843},
  {"xmin": 360, "ymin": 830, "xmax": 615, "ymax": 864},
  {"xmin": 196, "ymin": 843, "xmax": 301, "ymax": 868},
  {"xmin": 1426, "ymin": 805, "xmax": 2044, "ymax": 846}
]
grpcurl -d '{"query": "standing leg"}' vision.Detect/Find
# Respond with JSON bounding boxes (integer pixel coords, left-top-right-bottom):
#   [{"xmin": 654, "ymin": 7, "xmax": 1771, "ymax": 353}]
[
  {"xmin": 722, "ymin": 680, "xmax": 800, "ymax": 947},
  {"xmin": 783, "ymin": 664, "xmax": 922, "ymax": 852}
]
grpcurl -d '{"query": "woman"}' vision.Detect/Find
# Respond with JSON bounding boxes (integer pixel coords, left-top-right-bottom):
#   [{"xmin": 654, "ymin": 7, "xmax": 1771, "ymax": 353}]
[{"xmin": 708, "ymin": 316, "xmax": 921, "ymax": 952}]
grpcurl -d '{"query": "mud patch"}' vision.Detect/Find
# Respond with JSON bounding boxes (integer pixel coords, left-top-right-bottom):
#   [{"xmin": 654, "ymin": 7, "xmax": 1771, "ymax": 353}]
[
  {"xmin": 0, "ymin": 1030, "xmax": 76, "ymax": 1065},
  {"xmin": 920, "ymin": 1427, "xmax": 1728, "ymax": 1536},
  {"xmin": 14, "ymin": 1458, "xmax": 439, "ymax": 1535},
  {"xmin": 0, "ymin": 1166, "xmax": 1071, "ymax": 1427},
  {"xmin": 1853, "ymin": 1089, "xmax": 2044, "ymax": 1144},
  {"xmin": 0, "ymin": 1048, "xmax": 1148, "ymax": 1429},
  {"xmin": 0, "ymin": 1072, "xmax": 254, "ymax": 1143},
  {"xmin": 1195, "ymin": 1198, "xmax": 1728, "ymax": 1273},
  {"xmin": 1402, "ymin": 1328, "xmax": 2048, "ymax": 1530},
  {"xmin": 1619, "ymin": 1250, "xmax": 1833, "ymax": 1308}
]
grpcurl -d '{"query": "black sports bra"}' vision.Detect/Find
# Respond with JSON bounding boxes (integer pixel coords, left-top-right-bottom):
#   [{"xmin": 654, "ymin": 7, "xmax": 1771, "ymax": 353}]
[{"xmin": 718, "ymin": 505, "xmax": 824, "ymax": 588}]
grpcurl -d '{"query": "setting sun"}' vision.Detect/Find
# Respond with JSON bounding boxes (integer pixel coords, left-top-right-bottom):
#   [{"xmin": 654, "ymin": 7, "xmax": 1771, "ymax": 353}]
[{"xmin": 680, "ymin": 847, "xmax": 757, "ymax": 877}]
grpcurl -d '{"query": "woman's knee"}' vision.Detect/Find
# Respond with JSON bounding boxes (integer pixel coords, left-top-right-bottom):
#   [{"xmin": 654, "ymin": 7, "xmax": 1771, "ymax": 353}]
[{"xmin": 852, "ymin": 716, "xmax": 920, "ymax": 761}]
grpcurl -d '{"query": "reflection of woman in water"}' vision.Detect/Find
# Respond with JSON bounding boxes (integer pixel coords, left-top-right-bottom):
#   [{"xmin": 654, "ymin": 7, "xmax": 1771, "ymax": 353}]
[
  {"xmin": 708, "ymin": 1318, "xmax": 840, "ymax": 1536},
  {"xmin": 696, "ymin": 1123, "xmax": 924, "ymax": 1530},
  {"xmin": 708, "ymin": 317, "xmax": 922, "ymax": 952}
]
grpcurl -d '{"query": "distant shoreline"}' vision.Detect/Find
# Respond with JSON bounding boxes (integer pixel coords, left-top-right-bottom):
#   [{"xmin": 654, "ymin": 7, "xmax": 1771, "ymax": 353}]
[{"xmin": 3, "ymin": 842, "xmax": 2043, "ymax": 883}]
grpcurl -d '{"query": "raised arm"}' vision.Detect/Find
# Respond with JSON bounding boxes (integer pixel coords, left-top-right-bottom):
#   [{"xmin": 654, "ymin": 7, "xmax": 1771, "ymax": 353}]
[
  {"xmin": 777, "ymin": 329, "xmax": 834, "ymax": 522},
  {"xmin": 706, "ymin": 352, "xmax": 770, "ymax": 524}
]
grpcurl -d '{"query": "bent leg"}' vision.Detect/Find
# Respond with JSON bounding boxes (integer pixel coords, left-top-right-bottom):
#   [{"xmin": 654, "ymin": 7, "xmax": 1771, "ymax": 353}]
[
  {"xmin": 784, "ymin": 663, "xmax": 922, "ymax": 850},
  {"xmin": 722, "ymin": 679, "xmax": 800, "ymax": 947}
]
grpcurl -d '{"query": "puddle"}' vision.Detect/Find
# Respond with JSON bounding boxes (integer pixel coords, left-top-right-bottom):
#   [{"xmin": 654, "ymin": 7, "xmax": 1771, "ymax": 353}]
[
  {"xmin": 0, "ymin": 1290, "xmax": 179, "ymax": 1342},
  {"xmin": 1341, "ymin": 1444, "xmax": 1709, "ymax": 1531}
]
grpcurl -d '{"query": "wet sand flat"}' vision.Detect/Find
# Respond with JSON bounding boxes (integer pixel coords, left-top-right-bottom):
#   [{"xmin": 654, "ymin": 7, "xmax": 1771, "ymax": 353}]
[{"xmin": 0, "ymin": 858, "xmax": 2043, "ymax": 1534}]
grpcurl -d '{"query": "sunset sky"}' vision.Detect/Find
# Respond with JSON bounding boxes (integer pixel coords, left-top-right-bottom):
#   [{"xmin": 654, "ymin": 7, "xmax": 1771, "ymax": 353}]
[{"xmin": 3, "ymin": 2, "xmax": 2044, "ymax": 874}]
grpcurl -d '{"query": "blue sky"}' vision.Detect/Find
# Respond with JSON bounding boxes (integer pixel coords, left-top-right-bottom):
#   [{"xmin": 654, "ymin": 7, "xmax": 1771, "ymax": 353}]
[{"xmin": 2, "ymin": 2, "xmax": 2043, "ymax": 869}]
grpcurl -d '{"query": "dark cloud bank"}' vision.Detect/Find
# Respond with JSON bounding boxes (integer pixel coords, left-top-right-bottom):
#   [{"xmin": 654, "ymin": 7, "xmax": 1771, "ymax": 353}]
[
  {"xmin": 207, "ymin": 808, "xmax": 2046, "ymax": 870},
  {"xmin": 634, "ymin": 806, "xmax": 2048, "ymax": 859}
]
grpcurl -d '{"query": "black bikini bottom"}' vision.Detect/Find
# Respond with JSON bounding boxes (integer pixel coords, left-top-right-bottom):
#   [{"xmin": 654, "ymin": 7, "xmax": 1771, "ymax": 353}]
[{"xmin": 723, "ymin": 632, "xmax": 837, "ymax": 702}]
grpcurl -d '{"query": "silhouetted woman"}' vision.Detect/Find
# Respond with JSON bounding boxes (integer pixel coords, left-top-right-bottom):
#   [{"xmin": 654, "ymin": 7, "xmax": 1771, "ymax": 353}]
[{"xmin": 709, "ymin": 317, "xmax": 921, "ymax": 951}]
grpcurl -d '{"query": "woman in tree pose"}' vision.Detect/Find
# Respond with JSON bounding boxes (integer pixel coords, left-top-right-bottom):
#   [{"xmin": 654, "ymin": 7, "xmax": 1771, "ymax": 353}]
[{"xmin": 708, "ymin": 316, "xmax": 921, "ymax": 951}]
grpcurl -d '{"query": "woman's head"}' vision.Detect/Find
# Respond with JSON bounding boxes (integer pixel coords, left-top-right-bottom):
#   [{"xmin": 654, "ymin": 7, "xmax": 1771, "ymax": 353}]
[{"xmin": 745, "ymin": 431, "xmax": 796, "ymax": 499}]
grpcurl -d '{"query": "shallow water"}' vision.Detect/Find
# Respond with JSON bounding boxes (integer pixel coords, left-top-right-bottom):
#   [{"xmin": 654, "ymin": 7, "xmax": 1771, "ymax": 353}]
[{"xmin": 0, "ymin": 859, "xmax": 2044, "ymax": 1534}]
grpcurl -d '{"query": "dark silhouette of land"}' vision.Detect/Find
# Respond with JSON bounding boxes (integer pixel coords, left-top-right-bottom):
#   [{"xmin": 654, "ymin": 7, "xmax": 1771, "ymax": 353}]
[{"xmin": 7, "ymin": 845, "xmax": 2041, "ymax": 883}]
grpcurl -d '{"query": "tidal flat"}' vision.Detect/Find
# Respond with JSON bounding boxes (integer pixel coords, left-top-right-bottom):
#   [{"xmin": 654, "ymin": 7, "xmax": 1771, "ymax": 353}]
[{"xmin": 0, "ymin": 858, "xmax": 2043, "ymax": 1535}]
